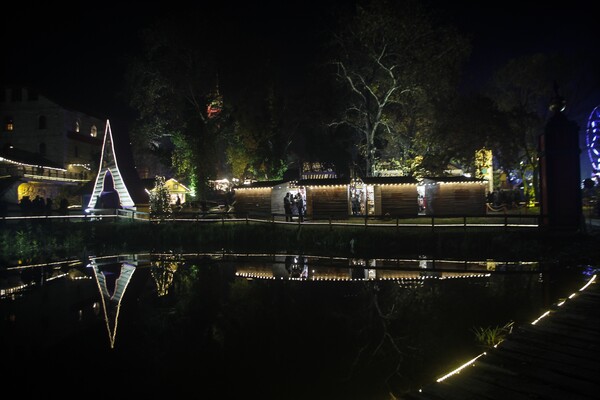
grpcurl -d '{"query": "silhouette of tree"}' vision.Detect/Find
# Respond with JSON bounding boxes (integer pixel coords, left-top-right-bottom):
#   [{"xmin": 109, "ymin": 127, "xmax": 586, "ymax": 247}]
[{"xmin": 328, "ymin": 0, "xmax": 470, "ymax": 176}]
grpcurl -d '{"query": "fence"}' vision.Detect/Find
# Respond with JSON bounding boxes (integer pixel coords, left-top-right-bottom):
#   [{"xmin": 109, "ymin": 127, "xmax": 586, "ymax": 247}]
[{"xmin": 0, "ymin": 208, "xmax": 546, "ymax": 231}]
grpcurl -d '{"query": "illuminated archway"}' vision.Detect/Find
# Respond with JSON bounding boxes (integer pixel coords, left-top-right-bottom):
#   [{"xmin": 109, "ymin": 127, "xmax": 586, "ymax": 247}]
[
  {"xmin": 87, "ymin": 120, "xmax": 134, "ymax": 209},
  {"xmin": 94, "ymin": 170, "xmax": 122, "ymax": 208}
]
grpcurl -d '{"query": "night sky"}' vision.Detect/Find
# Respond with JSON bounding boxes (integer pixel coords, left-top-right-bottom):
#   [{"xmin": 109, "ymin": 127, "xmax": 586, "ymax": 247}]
[{"xmin": 2, "ymin": 0, "xmax": 598, "ymax": 178}]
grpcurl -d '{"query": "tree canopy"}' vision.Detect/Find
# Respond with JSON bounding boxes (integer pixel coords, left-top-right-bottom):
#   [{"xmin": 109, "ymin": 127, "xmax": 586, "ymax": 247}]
[
  {"xmin": 125, "ymin": 13, "xmax": 223, "ymax": 198},
  {"xmin": 328, "ymin": 0, "xmax": 470, "ymax": 177},
  {"xmin": 485, "ymin": 53, "xmax": 582, "ymax": 200},
  {"xmin": 123, "ymin": 0, "xmax": 597, "ymax": 198}
]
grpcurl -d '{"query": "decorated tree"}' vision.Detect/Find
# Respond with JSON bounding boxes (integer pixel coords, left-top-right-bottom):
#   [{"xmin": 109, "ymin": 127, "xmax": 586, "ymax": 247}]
[{"xmin": 149, "ymin": 176, "xmax": 172, "ymax": 219}]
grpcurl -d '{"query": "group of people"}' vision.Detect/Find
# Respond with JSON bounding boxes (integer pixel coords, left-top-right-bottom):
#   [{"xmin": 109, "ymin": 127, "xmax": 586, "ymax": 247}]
[
  {"xmin": 283, "ymin": 192, "xmax": 305, "ymax": 222},
  {"xmin": 19, "ymin": 195, "xmax": 69, "ymax": 215},
  {"xmin": 285, "ymin": 255, "xmax": 308, "ymax": 278}
]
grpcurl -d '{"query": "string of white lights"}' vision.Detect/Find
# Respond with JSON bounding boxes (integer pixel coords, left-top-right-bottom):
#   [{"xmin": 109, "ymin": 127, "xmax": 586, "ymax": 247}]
[{"xmin": 429, "ymin": 273, "xmax": 597, "ymax": 387}]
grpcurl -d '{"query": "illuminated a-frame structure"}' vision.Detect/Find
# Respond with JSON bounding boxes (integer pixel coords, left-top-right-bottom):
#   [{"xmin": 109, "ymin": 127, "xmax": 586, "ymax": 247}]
[
  {"xmin": 89, "ymin": 259, "xmax": 136, "ymax": 349},
  {"xmin": 87, "ymin": 120, "xmax": 135, "ymax": 209}
]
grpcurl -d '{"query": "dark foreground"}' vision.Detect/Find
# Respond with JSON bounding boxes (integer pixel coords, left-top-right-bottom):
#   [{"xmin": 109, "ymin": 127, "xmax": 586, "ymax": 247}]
[{"xmin": 2, "ymin": 253, "xmax": 595, "ymax": 399}]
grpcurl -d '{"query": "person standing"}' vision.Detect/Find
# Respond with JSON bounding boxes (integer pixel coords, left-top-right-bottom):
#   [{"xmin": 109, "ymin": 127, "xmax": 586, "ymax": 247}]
[
  {"xmin": 296, "ymin": 193, "xmax": 304, "ymax": 222},
  {"xmin": 284, "ymin": 192, "xmax": 292, "ymax": 221},
  {"xmin": 352, "ymin": 195, "xmax": 359, "ymax": 215}
]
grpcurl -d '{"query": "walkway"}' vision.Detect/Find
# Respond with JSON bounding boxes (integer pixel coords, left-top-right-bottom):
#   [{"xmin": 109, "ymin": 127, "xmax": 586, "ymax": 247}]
[{"xmin": 402, "ymin": 275, "xmax": 600, "ymax": 400}]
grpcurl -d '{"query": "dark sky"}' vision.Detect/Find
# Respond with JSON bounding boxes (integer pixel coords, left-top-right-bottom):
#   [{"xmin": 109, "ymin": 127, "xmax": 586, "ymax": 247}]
[{"xmin": 3, "ymin": 0, "xmax": 598, "ymax": 177}]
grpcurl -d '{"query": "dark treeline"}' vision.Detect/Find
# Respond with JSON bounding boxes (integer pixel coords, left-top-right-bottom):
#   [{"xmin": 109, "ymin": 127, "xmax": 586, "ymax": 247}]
[{"xmin": 122, "ymin": 0, "xmax": 599, "ymax": 204}]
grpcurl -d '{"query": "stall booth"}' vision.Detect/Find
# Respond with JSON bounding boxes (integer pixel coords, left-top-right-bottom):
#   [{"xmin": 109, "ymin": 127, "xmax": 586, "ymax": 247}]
[
  {"xmin": 233, "ymin": 180, "xmax": 297, "ymax": 217},
  {"xmin": 296, "ymin": 177, "xmax": 351, "ymax": 220},
  {"xmin": 164, "ymin": 178, "xmax": 191, "ymax": 205},
  {"xmin": 360, "ymin": 176, "xmax": 419, "ymax": 217},
  {"xmin": 421, "ymin": 176, "xmax": 487, "ymax": 216}
]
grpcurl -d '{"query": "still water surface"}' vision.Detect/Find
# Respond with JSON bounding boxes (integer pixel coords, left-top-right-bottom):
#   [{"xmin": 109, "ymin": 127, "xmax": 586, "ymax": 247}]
[{"xmin": 0, "ymin": 252, "xmax": 592, "ymax": 399}]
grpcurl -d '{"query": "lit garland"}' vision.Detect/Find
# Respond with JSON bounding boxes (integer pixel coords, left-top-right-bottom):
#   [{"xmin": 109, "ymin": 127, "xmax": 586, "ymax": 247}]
[
  {"xmin": 0, "ymin": 156, "xmax": 66, "ymax": 171},
  {"xmin": 23, "ymin": 173, "xmax": 87, "ymax": 182},
  {"xmin": 436, "ymin": 353, "xmax": 487, "ymax": 383},
  {"xmin": 6, "ymin": 259, "xmax": 81, "ymax": 271},
  {"xmin": 428, "ymin": 273, "xmax": 598, "ymax": 390},
  {"xmin": 234, "ymin": 187, "xmax": 271, "ymax": 191},
  {"xmin": 69, "ymin": 163, "xmax": 92, "ymax": 171}
]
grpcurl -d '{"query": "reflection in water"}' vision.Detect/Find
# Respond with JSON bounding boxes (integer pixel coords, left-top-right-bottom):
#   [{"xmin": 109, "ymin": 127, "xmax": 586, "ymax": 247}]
[
  {"xmin": 0, "ymin": 252, "xmax": 591, "ymax": 399},
  {"xmin": 88, "ymin": 258, "xmax": 136, "ymax": 349},
  {"xmin": 234, "ymin": 254, "xmax": 536, "ymax": 283},
  {"xmin": 150, "ymin": 254, "xmax": 179, "ymax": 296},
  {"xmin": 0, "ymin": 259, "xmax": 82, "ymax": 299}
]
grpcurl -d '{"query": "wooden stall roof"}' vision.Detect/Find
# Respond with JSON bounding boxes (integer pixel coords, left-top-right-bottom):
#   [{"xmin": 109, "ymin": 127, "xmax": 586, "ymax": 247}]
[
  {"xmin": 234, "ymin": 180, "xmax": 287, "ymax": 189},
  {"xmin": 422, "ymin": 176, "xmax": 486, "ymax": 183},
  {"xmin": 362, "ymin": 176, "xmax": 419, "ymax": 185},
  {"xmin": 296, "ymin": 177, "xmax": 351, "ymax": 187}
]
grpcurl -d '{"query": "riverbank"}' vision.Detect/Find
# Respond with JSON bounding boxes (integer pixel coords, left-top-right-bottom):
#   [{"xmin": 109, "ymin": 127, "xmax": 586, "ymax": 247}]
[{"xmin": 1, "ymin": 219, "xmax": 599, "ymax": 267}]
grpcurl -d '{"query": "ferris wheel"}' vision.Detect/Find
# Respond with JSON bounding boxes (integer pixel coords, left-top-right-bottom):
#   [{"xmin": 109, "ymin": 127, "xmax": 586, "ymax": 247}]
[{"xmin": 586, "ymin": 105, "xmax": 600, "ymax": 181}]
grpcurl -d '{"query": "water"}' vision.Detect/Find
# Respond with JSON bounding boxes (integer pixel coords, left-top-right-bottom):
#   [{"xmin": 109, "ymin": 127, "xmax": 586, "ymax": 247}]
[{"xmin": 0, "ymin": 252, "xmax": 592, "ymax": 399}]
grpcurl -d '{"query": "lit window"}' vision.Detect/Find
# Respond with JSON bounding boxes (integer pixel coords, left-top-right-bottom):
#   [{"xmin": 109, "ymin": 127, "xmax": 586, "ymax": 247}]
[
  {"xmin": 91, "ymin": 125, "xmax": 97, "ymax": 137},
  {"xmin": 4, "ymin": 117, "xmax": 13, "ymax": 131},
  {"xmin": 38, "ymin": 115, "xmax": 47, "ymax": 129},
  {"xmin": 75, "ymin": 121, "xmax": 80, "ymax": 133}
]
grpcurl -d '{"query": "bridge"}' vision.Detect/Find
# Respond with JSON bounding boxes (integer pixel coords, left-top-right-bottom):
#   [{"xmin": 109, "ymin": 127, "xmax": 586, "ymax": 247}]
[{"xmin": 402, "ymin": 274, "xmax": 600, "ymax": 400}]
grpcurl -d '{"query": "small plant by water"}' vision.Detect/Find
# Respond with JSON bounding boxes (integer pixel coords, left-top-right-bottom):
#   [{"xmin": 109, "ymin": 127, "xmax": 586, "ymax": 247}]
[{"xmin": 472, "ymin": 321, "xmax": 514, "ymax": 348}]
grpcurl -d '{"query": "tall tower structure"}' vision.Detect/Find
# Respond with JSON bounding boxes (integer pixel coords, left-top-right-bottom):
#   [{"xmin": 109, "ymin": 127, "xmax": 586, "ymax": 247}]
[{"xmin": 538, "ymin": 90, "xmax": 582, "ymax": 229}]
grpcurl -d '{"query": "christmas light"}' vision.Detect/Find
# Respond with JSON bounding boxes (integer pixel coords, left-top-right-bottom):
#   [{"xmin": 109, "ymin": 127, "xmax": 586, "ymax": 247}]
[{"xmin": 87, "ymin": 120, "xmax": 135, "ymax": 209}]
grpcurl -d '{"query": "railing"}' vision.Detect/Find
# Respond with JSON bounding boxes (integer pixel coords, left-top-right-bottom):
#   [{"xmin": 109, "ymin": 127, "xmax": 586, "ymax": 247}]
[
  {"xmin": 0, "ymin": 208, "xmax": 545, "ymax": 230},
  {"xmin": 0, "ymin": 165, "xmax": 90, "ymax": 182},
  {"xmin": 3, "ymin": 206, "xmax": 596, "ymax": 231}
]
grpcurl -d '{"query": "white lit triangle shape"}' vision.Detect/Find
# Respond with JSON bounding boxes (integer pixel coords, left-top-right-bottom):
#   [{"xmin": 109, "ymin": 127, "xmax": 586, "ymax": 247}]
[{"xmin": 87, "ymin": 119, "xmax": 135, "ymax": 208}]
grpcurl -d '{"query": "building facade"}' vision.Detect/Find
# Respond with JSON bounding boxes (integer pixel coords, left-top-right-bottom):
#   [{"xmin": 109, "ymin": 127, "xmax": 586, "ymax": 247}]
[{"xmin": 0, "ymin": 87, "xmax": 104, "ymax": 209}]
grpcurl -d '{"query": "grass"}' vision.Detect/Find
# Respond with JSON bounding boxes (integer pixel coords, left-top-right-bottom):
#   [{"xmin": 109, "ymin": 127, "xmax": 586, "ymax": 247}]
[
  {"xmin": 1, "ymin": 206, "xmax": 598, "ymax": 268},
  {"xmin": 472, "ymin": 321, "xmax": 514, "ymax": 348}
]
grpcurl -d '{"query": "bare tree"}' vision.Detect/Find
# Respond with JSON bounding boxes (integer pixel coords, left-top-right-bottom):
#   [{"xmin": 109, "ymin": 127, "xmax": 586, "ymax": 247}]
[{"xmin": 329, "ymin": 0, "xmax": 469, "ymax": 176}]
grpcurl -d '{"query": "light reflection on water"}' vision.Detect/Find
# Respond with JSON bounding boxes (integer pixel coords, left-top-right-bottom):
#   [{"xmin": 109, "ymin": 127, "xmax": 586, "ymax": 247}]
[{"xmin": 0, "ymin": 252, "xmax": 591, "ymax": 399}]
